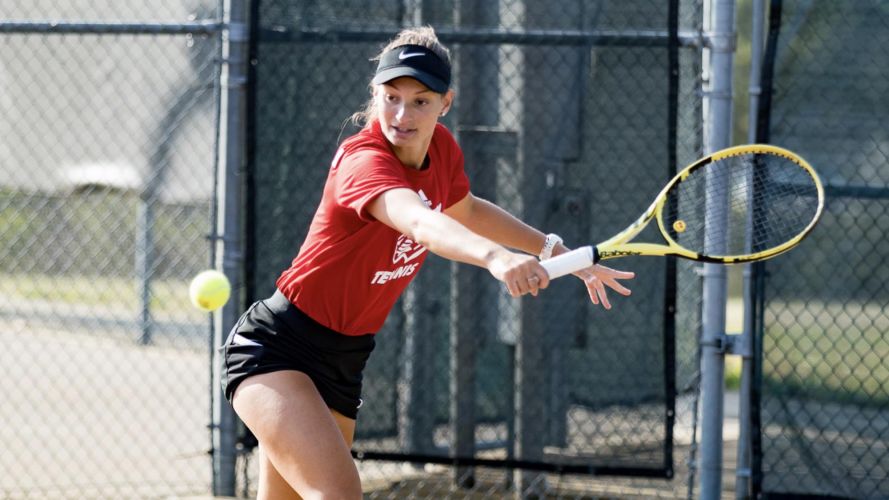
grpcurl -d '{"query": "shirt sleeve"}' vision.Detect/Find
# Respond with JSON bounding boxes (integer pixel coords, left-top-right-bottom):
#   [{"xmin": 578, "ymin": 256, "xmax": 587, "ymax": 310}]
[{"xmin": 334, "ymin": 146, "xmax": 411, "ymax": 221}]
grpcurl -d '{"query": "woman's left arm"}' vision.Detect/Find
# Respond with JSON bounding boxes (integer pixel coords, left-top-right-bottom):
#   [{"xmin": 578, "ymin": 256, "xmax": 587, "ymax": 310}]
[
  {"xmin": 445, "ymin": 192, "xmax": 635, "ymax": 309},
  {"xmin": 444, "ymin": 193, "xmax": 546, "ymax": 255}
]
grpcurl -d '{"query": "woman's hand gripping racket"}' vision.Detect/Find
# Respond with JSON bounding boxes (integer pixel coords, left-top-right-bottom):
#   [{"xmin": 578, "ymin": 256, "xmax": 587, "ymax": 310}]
[{"xmin": 541, "ymin": 144, "xmax": 825, "ymax": 279}]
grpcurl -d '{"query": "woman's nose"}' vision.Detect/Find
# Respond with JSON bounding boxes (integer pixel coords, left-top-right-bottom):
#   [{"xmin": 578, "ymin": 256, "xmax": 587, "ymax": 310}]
[{"xmin": 395, "ymin": 104, "xmax": 408, "ymax": 120}]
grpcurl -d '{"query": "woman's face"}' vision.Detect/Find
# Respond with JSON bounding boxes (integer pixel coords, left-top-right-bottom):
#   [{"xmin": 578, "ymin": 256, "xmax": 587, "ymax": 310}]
[{"xmin": 375, "ymin": 77, "xmax": 452, "ymax": 159}]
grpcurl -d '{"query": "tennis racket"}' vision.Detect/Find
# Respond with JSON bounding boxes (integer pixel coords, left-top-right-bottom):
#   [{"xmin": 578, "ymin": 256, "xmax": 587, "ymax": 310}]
[{"xmin": 540, "ymin": 144, "xmax": 825, "ymax": 279}]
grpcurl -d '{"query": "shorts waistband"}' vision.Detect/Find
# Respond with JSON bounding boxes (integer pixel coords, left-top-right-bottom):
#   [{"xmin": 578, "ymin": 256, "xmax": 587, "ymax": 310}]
[
  {"xmin": 263, "ymin": 289, "xmax": 375, "ymax": 347},
  {"xmin": 265, "ymin": 289, "xmax": 307, "ymax": 317}
]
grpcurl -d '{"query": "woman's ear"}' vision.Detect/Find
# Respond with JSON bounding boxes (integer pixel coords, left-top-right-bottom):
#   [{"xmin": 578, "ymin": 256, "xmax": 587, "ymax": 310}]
[{"xmin": 440, "ymin": 89, "xmax": 455, "ymax": 117}]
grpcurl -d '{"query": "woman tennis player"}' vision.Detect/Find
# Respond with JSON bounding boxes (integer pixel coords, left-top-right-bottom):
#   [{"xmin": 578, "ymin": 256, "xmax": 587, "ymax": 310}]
[{"xmin": 222, "ymin": 26, "xmax": 634, "ymax": 499}]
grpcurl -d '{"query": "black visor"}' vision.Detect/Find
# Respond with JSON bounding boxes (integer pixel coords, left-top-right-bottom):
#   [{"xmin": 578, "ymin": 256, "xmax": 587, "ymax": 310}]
[{"xmin": 372, "ymin": 44, "xmax": 451, "ymax": 93}]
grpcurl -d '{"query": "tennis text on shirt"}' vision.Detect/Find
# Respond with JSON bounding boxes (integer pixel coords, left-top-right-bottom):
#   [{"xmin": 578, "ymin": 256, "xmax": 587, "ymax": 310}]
[
  {"xmin": 275, "ymin": 120, "xmax": 470, "ymax": 335},
  {"xmin": 370, "ymin": 189, "xmax": 441, "ymax": 285}
]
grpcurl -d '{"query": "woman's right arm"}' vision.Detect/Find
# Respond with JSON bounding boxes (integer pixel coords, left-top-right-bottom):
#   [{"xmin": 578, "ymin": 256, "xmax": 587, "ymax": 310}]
[{"xmin": 366, "ymin": 187, "xmax": 550, "ymax": 297}]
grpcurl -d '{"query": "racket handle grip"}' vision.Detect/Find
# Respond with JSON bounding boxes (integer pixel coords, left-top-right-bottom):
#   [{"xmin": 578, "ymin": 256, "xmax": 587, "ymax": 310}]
[{"xmin": 540, "ymin": 246, "xmax": 597, "ymax": 279}]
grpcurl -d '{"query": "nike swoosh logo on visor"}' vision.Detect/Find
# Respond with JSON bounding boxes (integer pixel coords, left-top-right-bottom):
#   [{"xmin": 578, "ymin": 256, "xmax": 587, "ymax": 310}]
[{"xmin": 399, "ymin": 50, "xmax": 425, "ymax": 60}]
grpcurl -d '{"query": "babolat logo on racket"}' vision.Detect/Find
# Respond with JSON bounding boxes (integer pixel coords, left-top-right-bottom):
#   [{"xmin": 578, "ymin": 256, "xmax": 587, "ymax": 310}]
[{"xmin": 599, "ymin": 250, "xmax": 642, "ymax": 258}]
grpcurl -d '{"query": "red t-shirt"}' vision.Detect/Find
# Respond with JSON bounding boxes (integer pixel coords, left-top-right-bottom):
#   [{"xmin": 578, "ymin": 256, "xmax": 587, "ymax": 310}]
[{"xmin": 276, "ymin": 120, "xmax": 470, "ymax": 335}]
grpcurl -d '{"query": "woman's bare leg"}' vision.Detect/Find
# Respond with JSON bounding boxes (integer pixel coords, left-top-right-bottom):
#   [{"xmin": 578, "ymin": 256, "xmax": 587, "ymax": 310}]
[
  {"xmin": 256, "ymin": 446, "xmax": 302, "ymax": 500},
  {"xmin": 233, "ymin": 370, "xmax": 362, "ymax": 500},
  {"xmin": 254, "ymin": 407, "xmax": 359, "ymax": 500}
]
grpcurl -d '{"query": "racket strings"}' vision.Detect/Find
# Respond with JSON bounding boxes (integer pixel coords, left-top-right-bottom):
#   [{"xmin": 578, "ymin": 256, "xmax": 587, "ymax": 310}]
[{"xmin": 663, "ymin": 152, "xmax": 821, "ymax": 259}]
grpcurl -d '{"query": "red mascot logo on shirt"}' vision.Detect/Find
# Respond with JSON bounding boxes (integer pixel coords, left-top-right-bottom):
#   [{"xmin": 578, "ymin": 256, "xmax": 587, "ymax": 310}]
[{"xmin": 370, "ymin": 189, "xmax": 440, "ymax": 285}]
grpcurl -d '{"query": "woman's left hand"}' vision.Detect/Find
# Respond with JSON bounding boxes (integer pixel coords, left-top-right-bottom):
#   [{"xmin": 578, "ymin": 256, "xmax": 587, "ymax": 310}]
[{"xmin": 572, "ymin": 264, "xmax": 634, "ymax": 310}]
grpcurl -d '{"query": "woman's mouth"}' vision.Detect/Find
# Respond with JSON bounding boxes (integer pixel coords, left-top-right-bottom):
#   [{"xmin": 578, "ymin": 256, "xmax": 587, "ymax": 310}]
[{"xmin": 391, "ymin": 125, "xmax": 415, "ymax": 139}]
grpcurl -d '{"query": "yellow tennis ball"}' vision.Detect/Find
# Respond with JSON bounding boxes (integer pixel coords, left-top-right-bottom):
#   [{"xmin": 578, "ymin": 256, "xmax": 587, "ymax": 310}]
[{"xmin": 189, "ymin": 270, "xmax": 231, "ymax": 312}]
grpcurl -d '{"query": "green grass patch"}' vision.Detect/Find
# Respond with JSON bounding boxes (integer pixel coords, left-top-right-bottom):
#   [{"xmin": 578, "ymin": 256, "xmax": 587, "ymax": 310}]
[
  {"xmin": 725, "ymin": 355, "xmax": 742, "ymax": 390},
  {"xmin": 762, "ymin": 300, "xmax": 889, "ymax": 408},
  {"xmin": 0, "ymin": 273, "xmax": 195, "ymax": 317}
]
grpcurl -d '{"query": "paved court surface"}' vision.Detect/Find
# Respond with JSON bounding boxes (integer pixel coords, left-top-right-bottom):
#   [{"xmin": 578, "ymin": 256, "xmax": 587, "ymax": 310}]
[{"xmin": 1, "ymin": 317, "xmax": 212, "ymax": 499}]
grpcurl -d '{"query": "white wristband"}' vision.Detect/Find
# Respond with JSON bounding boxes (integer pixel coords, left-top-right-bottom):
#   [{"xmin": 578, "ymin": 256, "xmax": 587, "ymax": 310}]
[{"xmin": 538, "ymin": 233, "xmax": 563, "ymax": 260}]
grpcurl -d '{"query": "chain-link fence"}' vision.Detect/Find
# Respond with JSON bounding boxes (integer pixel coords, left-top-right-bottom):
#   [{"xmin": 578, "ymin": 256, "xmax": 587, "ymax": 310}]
[
  {"xmin": 1, "ymin": 1, "xmax": 222, "ymax": 498},
  {"xmin": 752, "ymin": 1, "xmax": 889, "ymax": 499},
  {"xmin": 8, "ymin": 1, "xmax": 888, "ymax": 499}
]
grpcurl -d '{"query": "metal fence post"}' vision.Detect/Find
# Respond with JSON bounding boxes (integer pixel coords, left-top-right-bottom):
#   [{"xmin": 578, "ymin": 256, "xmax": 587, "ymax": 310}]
[
  {"xmin": 699, "ymin": 0, "xmax": 736, "ymax": 498},
  {"xmin": 736, "ymin": 1, "xmax": 766, "ymax": 497},
  {"xmin": 212, "ymin": 0, "xmax": 249, "ymax": 496},
  {"xmin": 399, "ymin": 276, "xmax": 439, "ymax": 455}
]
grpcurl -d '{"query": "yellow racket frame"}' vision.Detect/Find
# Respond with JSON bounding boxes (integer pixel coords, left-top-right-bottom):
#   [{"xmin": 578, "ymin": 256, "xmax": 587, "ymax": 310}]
[{"xmin": 595, "ymin": 144, "xmax": 825, "ymax": 264}]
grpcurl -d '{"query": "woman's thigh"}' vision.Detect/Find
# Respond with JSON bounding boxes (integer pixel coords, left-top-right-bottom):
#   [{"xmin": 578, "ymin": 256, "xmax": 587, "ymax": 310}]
[
  {"xmin": 331, "ymin": 409, "xmax": 357, "ymax": 447},
  {"xmin": 232, "ymin": 370, "xmax": 362, "ymax": 499}
]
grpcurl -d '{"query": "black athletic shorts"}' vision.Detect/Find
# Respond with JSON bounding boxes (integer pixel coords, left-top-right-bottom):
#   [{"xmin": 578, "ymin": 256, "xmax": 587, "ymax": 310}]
[{"xmin": 221, "ymin": 289, "xmax": 376, "ymax": 419}]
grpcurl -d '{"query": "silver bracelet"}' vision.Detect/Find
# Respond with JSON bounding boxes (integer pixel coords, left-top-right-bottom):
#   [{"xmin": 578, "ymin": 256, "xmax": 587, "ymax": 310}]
[{"xmin": 538, "ymin": 233, "xmax": 563, "ymax": 260}]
